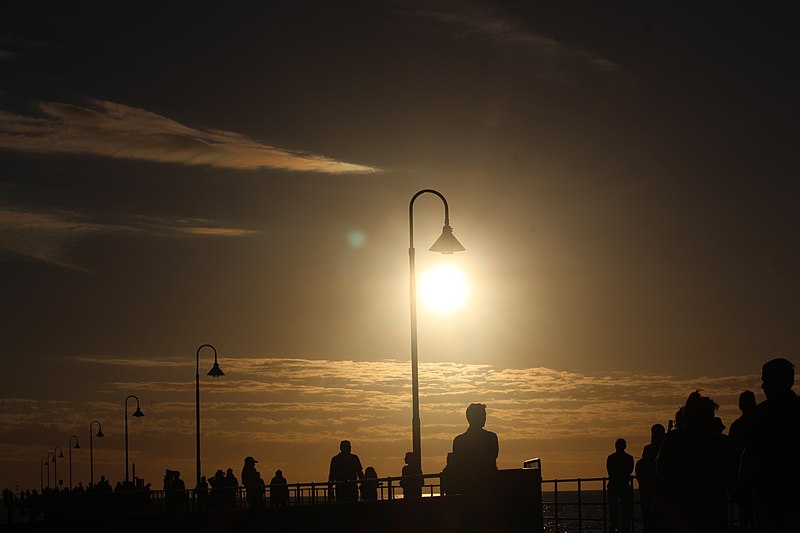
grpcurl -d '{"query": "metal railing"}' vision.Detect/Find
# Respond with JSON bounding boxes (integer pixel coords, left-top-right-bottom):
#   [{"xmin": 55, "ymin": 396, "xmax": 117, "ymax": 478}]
[{"xmin": 540, "ymin": 476, "xmax": 749, "ymax": 533}]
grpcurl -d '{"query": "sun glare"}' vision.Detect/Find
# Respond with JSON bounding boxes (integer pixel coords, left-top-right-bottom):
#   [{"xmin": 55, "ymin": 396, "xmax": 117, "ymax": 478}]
[{"xmin": 419, "ymin": 264, "xmax": 469, "ymax": 312}]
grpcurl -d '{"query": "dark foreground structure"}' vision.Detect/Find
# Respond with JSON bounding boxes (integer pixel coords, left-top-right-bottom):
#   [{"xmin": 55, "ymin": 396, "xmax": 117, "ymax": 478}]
[{"xmin": 2, "ymin": 469, "xmax": 543, "ymax": 533}]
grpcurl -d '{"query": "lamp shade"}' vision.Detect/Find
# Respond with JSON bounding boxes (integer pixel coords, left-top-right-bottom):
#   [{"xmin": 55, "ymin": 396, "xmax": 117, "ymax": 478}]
[
  {"xmin": 96, "ymin": 429, "xmax": 104, "ymax": 438},
  {"xmin": 74, "ymin": 441, "xmax": 80, "ymax": 449},
  {"xmin": 429, "ymin": 225, "xmax": 465, "ymax": 254},
  {"xmin": 132, "ymin": 407, "xmax": 144, "ymax": 417},
  {"xmin": 207, "ymin": 361, "xmax": 225, "ymax": 377}
]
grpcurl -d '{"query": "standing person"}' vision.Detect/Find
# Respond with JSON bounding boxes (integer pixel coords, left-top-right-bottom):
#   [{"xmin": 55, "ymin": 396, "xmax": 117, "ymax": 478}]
[
  {"xmin": 241, "ymin": 456, "xmax": 261, "ymax": 509},
  {"xmin": 656, "ymin": 391, "xmax": 733, "ymax": 533},
  {"xmin": 607, "ymin": 438, "xmax": 634, "ymax": 533},
  {"xmin": 269, "ymin": 470, "xmax": 289, "ymax": 507},
  {"xmin": 746, "ymin": 358, "xmax": 800, "ymax": 533},
  {"xmin": 193, "ymin": 475, "xmax": 208, "ymax": 511},
  {"xmin": 224, "ymin": 468, "xmax": 239, "ymax": 507},
  {"xmin": 635, "ymin": 425, "xmax": 665, "ymax": 533},
  {"xmin": 361, "ymin": 467, "xmax": 379, "ymax": 502},
  {"xmin": 400, "ymin": 452, "xmax": 423, "ymax": 499},
  {"xmin": 449, "ymin": 403, "xmax": 499, "ymax": 495},
  {"xmin": 328, "ymin": 440, "xmax": 364, "ymax": 503},
  {"xmin": 729, "ymin": 390, "xmax": 758, "ymax": 531}
]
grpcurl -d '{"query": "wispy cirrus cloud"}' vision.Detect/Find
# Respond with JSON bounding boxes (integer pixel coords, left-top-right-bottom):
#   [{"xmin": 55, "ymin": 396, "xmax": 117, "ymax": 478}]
[
  {"xmin": 406, "ymin": 1, "xmax": 624, "ymax": 79},
  {"xmin": 0, "ymin": 99, "xmax": 380, "ymax": 174},
  {"xmin": 0, "ymin": 205, "xmax": 257, "ymax": 269}
]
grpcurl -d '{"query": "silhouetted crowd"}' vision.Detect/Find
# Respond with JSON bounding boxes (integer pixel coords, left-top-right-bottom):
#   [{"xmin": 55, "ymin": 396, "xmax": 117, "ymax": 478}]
[{"xmin": 608, "ymin": 357, "xmax": 799, "ymax": 533}]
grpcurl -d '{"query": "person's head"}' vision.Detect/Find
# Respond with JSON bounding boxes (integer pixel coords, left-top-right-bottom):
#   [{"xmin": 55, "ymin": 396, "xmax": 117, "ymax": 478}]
[
  {"xmin": 226, "ymin": 468, "xmax": 234, "ymax": 476},
  {"xmin": 761, "ymin": 358, "xmax": 795, "ymax": 399},
  {"xmin": 615, "ymin": 438, "xmax": 626, "ymax": 452},
  {"xmin": 174, "ymin": 471, "xmax": 180, "ymax": 479},
  {"xmin": 244, "ymin": 456, "xmax": 258, "ymax": 467},
  {"xmin": 365, "ymin": 466, "xmax": 377, "ymax": 478},
  {"xmin": 340, "ymin": 440, "xmax": 352, "ymax": 454},
  {"xmin": 738, "ymin": 390, "xmax": 757, "ymax": 413},
  {"xmin": 650, "ymin": 423, "xmax": 666, "ymax": 445},
  {"xmin": 466, "ymin": 403, "xmax": 487, "ymax": 428},
  {"xmin": 275, "ymin": 469, "xmax": 282, "ymax": 478},
  {"xmin": 684, "ymin": 390, "xmax": 718, "ymax": 427},
  {"xmin": 404, "ymin": 452, "xmax": 415, "ymax": 465}
]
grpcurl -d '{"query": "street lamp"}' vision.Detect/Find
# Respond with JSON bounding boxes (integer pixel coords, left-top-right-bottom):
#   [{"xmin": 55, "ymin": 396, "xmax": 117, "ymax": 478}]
[
  {"xmin": 196, "ymin": 344, "xmax": 225, "ymax": 488},
  {"xmin": 53, "ymin": 447, "xmax": 64, "ymax": 490},
  {"xmin": 45, "ymin": 452, "xmax": 55, "ymax": 489},
  {"xmin": 407, "ymin": 189, "xmax": 466, "ymax": 474},
  {"xmin": 89, "ymin": 420, "xmax": 104, "ymax": 487},
  {"xmin": 124, "ymin": 395, "xmax": 144, "ymax": 483},
  {"xmin": 40, "ymin": 456, "xmax": 47, "ymax": 492},
  {"xmin": 68, "ymin": 435, "xmax": 80, "ymax": 490}
]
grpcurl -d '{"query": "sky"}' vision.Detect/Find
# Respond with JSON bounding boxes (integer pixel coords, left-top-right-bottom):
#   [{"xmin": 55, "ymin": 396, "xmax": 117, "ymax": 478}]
[{"xmin": 1, "ymin": 1, "xmax": 798, "ymax": 491}]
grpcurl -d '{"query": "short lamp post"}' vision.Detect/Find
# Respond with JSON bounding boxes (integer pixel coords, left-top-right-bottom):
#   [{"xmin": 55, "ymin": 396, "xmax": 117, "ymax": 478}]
[
  {"xmin": 124, "ymin": 395, "xmax": 144, "ymax": 483},
  {"xmin": 40, "ymin": 456, "xmax": 47, "ymax": 492},
  {"xmin": 68, "ymin": 435, "xmax": 80, "ymax": 490},
  {"xmin": 407, "ymin": 189, "xmax": 465, "ymax": 474},
  {"xmin": 196, "ymin": 344, "xmax": 225, "ymax": 488},
  {"xmin": 45, "ymin": 452, "xmax": 55, "ymax": 489},
  {"xmin": 89, "ymin": 420, "xmax": 104, "ymax": 487},
  {"xmin": 52, "ymin": 447, "xmax": 64, "ymax": 490}
]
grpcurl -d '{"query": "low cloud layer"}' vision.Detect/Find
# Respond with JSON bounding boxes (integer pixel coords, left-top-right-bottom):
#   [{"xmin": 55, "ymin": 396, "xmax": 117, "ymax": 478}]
[
  {"xmin": 0, "ymin": 355, "xmax": 762, "ymax": 489},
  {"xmin": 0, "ymin": 100, "xmax": 380, "ymax": 174}
]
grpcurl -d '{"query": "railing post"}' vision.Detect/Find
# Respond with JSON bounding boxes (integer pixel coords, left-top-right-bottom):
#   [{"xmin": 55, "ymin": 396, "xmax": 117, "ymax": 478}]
[
  {"xmin": 577, "ymin": 478, "xmax": 582, "ymax": 533},
  {"xmin": 388, "ymin": 477, "xmax": 394, "ymax": 500},
  {"xmin": 602, "ymin": 477, "xmax": 608, "ymax": 533},
  {"xmin": 554, "ymin": 479, "xmax": 559, "ymax": 533}
]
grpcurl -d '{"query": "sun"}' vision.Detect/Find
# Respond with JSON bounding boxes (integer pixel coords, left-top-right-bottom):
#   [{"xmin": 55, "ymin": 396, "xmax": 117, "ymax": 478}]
[{"xmin": 419, "ymin": 264, "xmax": 469, "ymax": 312}]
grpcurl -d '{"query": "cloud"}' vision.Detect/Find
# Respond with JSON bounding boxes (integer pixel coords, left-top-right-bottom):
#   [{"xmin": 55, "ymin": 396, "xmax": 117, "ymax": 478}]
[
  {"xmin": 408, "ymin": 1, "xmax": 624, "ymax": 79},
  {"xmin": 0, "ymin": 355, "xmax": 763, "ymax": 487},
  {"xmin": 0, "ymin": 100, "xmax": 380, "ymax": 174},
  {"xmin": 0, "ymin": 205, "xmax": 257, "ymax": 269}
]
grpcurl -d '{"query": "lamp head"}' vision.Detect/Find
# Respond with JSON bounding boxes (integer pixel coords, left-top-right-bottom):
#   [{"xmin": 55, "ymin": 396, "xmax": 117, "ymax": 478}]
[
  {"xmin": 58, "ymin": 450, "xmax": 64, "ymax": 458},
  {"xmin": 207, "ymin": 361, "xmax": 225, "ymax": 377},
  {"xmin": 96, "ymin": 429, "xmax": 104, "ymax": 438},
  {"xmin": 429, "ymin": 225, "xmax": 465, "ymax": 254},
  {"xmin": 132, "ymin": 407, "xmax": 144, "ymax": 417},
  {"xmin": 73, "ymin": 440, "xmax": 80, "ymax": 449}
]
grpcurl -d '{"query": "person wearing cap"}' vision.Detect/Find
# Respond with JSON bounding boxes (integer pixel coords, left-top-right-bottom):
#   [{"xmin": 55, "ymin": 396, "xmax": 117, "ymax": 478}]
[{"xmin": 242, "ymin": 456, "xmax": 262, "ymax": 508}]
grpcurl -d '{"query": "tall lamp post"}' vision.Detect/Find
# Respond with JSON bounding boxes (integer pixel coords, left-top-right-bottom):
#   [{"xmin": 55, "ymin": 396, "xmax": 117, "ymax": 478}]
[
  {"xmin": 68, "ymin": 435, "xmax": 80, "ymax": 490},
  {"xmin": 40, "ymin": 456, "xmax": 47, "ymax": 492},
  {"xmin": 196, "ymin": 344, "xmax": 225, "ymax": 488},
  {"xmin": 124, "ymin": 395, "xmax": 144, "ymax": 483},
  {"xmin": 89, "ymin": 420, "xmax": 104, "ymax": 487},
  {"xmin": 408, "ymin": 189, "xmax": 466, "ymax": 473},
  {"xmin": 52, "ymin": 447, "xmax": 64, "ymax": 490}
]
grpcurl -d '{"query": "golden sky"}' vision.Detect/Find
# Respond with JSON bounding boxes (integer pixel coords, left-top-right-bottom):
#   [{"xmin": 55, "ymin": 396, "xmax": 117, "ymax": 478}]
[{"xmin": 1, "ymin": 2, "xmax": 797, "ymax": 491}]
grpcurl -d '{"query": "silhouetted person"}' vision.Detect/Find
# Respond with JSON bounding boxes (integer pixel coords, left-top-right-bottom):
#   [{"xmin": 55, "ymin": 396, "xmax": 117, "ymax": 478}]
[
  {"xmin": 328, "ymin": 440, "xmax": 364, "ymax": 503},
  {"xmin": 208, "ymin": 469, "xmax": 226, "ymax": 508},
  {"xmin": 607, "ymin": 438, "xmax": 634, "ymax": 533},
  {"xmin": 400, "ymin": 451, "xmax": 423, "ymax": 499},
  {"xmin": 440, "ymin": 452, "xmax": 455, "ymax": 496},
  {"xmin": 225, "ymin": 468, "xmax": 239, "ymax": 507},
  {"xmin": 269, "ymin": 470, "xmax": 289, "ymax": 507},
  {"xmin": 636, "ymin": 424, "xmax": 665, "ymax": 533},
  {"xmin": 745, "ymin": 358, "xmax": 800, "ymax": 533},
  {"xmin": 729, "ymin": 390, "xmax": 757, "ymax": 531},
  {"xmin": 194, "ymin": 475, "xmax": 208, "ymax": 511},
  {"xmin": 241, "ymin": 456, "xmax": 262, "ymax": 509},
  {"xmin": 361, "ymin": 466, "xmax": 378, "ymax": 502},
  {"xmin": 656, "ymin": 391, "xmax": 734, "ymax": 533},
  {"xmin": 450, "ymin": 403, "xmax": 499, "ymax": 495}
]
